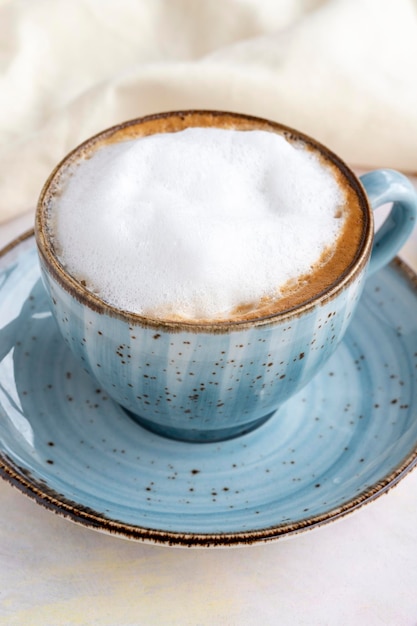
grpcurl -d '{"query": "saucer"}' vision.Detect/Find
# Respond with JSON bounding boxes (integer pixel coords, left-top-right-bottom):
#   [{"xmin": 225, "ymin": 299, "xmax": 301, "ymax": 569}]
[{"xmin": 1, "ymin": 232, "xmax": 417, "ymax": 547}]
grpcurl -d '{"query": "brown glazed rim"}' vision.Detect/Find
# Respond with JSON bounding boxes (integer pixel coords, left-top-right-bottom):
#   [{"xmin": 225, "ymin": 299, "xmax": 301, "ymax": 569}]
[{"xmin": 35, "ymin": 110, "xmax": 373, "ymax": 332}]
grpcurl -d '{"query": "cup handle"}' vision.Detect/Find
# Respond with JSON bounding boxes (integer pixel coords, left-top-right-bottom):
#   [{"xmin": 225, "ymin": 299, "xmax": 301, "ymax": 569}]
[{"xmin": 360, "ymin": 169, "xmax": 417, "ymax": 276}]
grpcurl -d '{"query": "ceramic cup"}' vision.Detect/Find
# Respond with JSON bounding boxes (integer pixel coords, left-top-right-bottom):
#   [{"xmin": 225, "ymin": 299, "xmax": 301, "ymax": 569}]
[{"xmin": 35, "ymin": 111, "xmax": 417, "ymax": 442}]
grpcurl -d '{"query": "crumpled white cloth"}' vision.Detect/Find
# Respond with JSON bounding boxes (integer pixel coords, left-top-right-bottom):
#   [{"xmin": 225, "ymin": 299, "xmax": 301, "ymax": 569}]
[{"xmin": 0, "ymin": 0, "xmax": 416, "ymax": 222}]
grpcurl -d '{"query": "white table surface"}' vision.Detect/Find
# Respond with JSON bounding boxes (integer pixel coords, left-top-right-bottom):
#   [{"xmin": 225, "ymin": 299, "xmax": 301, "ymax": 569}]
[{"xmin": 1, "ymin": 196, "xmax": 417, "ymax": 626}]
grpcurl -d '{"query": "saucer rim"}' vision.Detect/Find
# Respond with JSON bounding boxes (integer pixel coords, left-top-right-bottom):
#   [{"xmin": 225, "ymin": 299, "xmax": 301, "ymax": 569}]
[
  {"xmin": 2, "ymin": 449, "xmax": 417, "ymax": 548},
  {"xmin": 1, "ymin": 231, "xmax": 417, "ymax": 548}
]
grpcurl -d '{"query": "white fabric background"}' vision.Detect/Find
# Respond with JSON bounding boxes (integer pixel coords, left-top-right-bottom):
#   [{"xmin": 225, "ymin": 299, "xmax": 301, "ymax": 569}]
[
  {"xmin": 1, "ymin": 2, "xmax": 417, "ymax": 623},
  {"xmin": 1, "ymin": 0, "xmax": 417, "ymax": 221}
]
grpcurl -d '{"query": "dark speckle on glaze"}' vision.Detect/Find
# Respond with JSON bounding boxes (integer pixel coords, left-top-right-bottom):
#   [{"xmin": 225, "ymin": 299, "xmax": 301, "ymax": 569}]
[{"xmin": 1, "ymin": 236, "xmax": 417, "ymax": 545}]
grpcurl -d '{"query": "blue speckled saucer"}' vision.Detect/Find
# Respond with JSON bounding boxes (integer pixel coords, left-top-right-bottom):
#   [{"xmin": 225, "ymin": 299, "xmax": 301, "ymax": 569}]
[{"xmin": 1, "ymin": 232, "xmax": 417, "ymax": 547}]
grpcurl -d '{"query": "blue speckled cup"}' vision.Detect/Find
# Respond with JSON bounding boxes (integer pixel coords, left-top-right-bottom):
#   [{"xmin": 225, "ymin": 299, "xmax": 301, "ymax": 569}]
[{"xmin": 35, "ymin": 111, "xmax": 417, "ymax": 442}]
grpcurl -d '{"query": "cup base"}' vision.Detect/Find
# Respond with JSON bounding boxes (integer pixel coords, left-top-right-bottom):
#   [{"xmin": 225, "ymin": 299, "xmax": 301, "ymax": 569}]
[{"xmin": 122, "ymin": 409, "xmax": 277, "ymax": 443}]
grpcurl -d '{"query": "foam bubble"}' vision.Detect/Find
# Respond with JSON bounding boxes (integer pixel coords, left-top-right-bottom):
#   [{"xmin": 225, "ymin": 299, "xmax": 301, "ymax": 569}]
[{"xmin": 52, "ymin": 128, "xmax": 344, "ymax": 319}]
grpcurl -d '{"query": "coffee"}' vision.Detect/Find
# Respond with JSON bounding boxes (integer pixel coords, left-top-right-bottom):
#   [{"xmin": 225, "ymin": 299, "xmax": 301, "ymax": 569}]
[
  {"xmin": 43, "ymin": 112, "xmax": 365, "ymax": 322},
  {"xmin": 35, "ymin": 111, "xmax": 417, "ymax": 442}
]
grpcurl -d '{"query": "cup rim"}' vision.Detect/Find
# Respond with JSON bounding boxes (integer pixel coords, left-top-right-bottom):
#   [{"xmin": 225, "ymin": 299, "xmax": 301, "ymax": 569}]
[{"xmin": 35, "ymin": 109, "xmax": 373, "ymax": 332}]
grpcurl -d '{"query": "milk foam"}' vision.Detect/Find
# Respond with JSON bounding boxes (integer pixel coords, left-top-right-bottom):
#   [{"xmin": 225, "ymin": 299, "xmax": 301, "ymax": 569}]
[{"xmin": 52, "ymin": 128, "xmax": 344, "ymax": 320}]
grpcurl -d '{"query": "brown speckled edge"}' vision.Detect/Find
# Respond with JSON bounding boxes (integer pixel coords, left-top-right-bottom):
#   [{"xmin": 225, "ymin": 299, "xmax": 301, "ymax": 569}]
[
  {"xmin": 1, "ymin": 428, "xmax": 417, "ymax": 548},
  {"xmin": 0, "ymin": 228, "xmax": 33, "ymax": 256}
]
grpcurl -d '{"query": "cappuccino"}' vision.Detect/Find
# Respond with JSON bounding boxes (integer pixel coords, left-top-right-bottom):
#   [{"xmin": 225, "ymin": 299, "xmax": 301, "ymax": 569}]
[{"xmin": 44, "ymin": 112, "xmax": 364, "ymax": 322}]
